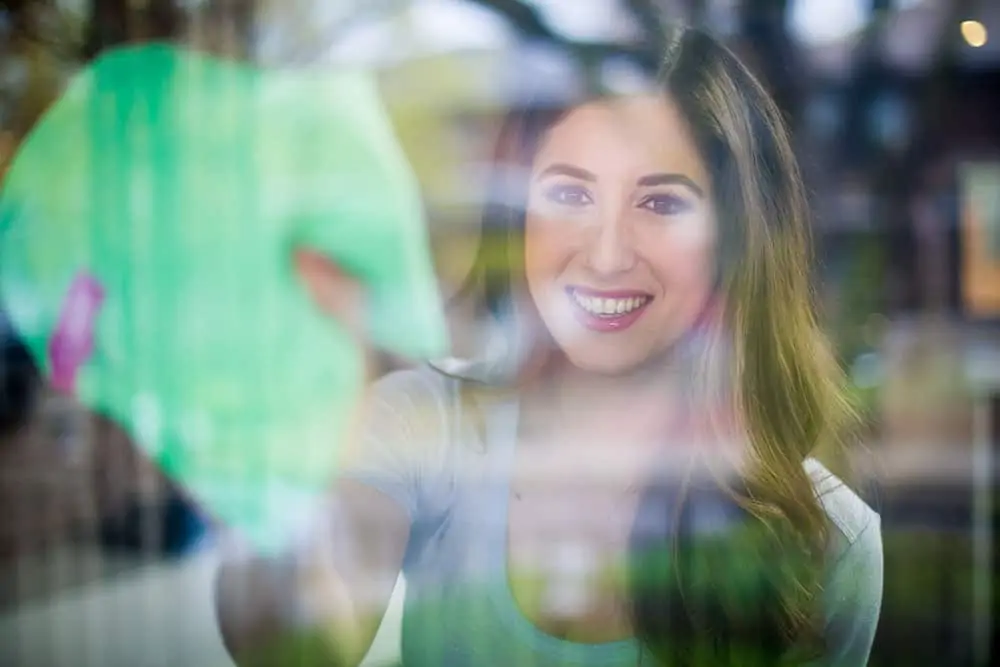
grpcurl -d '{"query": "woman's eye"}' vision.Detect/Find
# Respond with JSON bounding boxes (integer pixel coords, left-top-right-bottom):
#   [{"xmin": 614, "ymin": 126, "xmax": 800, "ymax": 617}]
[
  {"xmin": 639, "ymin": 194, "xmax": 692, "ymax": 216},
  {"xmin": 544, "ymin": 184, "xmax": 593, "ymax": 208}
]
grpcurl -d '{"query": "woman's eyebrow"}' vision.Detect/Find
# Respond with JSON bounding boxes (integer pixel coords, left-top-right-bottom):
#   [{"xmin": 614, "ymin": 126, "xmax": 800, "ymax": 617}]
[
  {"xmin": 536, "ymin": 163, "xmax": 597, "ymax": 182},
  {"xmin": 636, "ymin": 173, "xmax": 705, "ymax": 198}
]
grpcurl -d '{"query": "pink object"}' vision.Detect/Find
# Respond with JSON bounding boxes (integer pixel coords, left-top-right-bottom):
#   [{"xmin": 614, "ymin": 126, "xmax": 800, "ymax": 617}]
[{"xmin": 48, "ymin": 272, "xmax": 105, "ymax": 394}]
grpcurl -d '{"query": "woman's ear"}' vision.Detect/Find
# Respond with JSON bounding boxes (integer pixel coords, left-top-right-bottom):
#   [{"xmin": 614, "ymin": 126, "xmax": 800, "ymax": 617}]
[{"xmin": 292, "ymin": 248, "xmax": 367, "ymax": 341}]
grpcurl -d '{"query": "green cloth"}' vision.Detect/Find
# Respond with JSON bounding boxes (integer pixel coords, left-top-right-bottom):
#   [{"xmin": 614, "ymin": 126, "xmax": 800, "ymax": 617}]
[{"xmin": 0, "ymin": 43, "xmax": 449, "ymax": 553}]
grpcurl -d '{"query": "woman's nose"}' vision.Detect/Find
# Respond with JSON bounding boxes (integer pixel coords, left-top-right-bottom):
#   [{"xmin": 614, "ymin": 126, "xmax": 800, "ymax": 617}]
[{"xmin": 585, "ymin": 208, "xmax": 637, "ymax": 276}]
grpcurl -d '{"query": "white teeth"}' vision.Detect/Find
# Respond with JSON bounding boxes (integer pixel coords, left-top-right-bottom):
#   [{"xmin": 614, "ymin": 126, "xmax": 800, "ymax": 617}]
[{"xmin": 571, "ymin": 291, "xmax": 648, "ymax": 317}]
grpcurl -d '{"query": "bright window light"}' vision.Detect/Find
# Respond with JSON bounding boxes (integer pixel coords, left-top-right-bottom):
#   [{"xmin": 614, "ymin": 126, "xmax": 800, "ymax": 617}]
[
  {"xmin": 527, "ymin": 0, "xmax": 640, "ymax": 43},
  {"xmin": 411, "ymin": 0, "xmax": 513, "ymax": 52},
  {"xmin": 789, "ymin": 0, "xmax": 869, "ymax": 46},
  {"xmin": 961, "ymin": 20, "xmax": 988, "ymax": 48}
]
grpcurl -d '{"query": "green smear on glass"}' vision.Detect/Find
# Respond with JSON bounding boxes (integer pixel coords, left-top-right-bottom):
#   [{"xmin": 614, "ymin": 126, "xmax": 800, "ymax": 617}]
[{"xmin": 0, "ymin": 44, "xmax": 449, "ymax": 554}]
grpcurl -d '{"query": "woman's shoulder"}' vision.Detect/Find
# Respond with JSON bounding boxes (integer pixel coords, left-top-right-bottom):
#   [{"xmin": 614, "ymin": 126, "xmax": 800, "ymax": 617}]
[
  {"xmin": 804, "ymin": 458, "xmax": 881, "ymax": 553},
  {"xmin": 371, "ymin": 362, "xmax": 508, "ymax": 421},
  {"xmin": 368, "ymin": 363, "xmax": 494, "ymax": 449},
  {"xmin": 370, "ymin": 363, "xmax": 460, "ymax": 406},
  {"xmin": 804, "ymin": 459, "xmax": 883, "ymax": 663}
]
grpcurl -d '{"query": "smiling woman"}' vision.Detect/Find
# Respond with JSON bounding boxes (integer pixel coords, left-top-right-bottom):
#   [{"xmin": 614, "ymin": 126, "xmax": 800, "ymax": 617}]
[
  {"xmin": 393, "ymin": 22, "xmax": 880, "ymax": 667},
  {"xmin": 208, "ymin": 21, "xmax": 882, "ymax": 667}
]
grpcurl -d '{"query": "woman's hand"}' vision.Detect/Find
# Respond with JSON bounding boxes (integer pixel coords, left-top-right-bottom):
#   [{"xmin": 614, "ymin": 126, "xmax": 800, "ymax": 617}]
[
  {"xmin": 216, "ymin": 480, "xmax": 409, "ymax": 667},
  {"xmin": 214, "ymin": 250, "xmax": 410, "ymax": 667},
  {"xmin": 294, "ymin": 248, "xmax": 377, "ymax": 377}
]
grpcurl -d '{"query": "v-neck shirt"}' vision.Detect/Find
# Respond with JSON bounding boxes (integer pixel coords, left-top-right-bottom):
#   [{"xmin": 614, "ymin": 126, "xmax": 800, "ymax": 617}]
[{"xmin": 340, "ymin": 366, "xmax": 883, "ymax": 667}]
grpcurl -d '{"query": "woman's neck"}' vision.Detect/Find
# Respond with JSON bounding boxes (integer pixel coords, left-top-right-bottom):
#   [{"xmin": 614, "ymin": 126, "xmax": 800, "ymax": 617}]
[{"xmin": 519, "ymin": 351, "xmax": 683, "ymax": 443}]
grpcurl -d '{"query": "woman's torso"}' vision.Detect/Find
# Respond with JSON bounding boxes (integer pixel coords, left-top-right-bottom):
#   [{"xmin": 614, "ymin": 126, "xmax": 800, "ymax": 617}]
[{"xmin": 348, "ymin": 366, "xmax": 877, "ymax": 667}]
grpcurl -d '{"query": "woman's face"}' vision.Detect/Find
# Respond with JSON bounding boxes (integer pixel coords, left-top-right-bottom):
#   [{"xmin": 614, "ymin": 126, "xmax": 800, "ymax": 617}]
[{"xmin": 524, "ymin": 95, "xmax": 718, "ymax": 375}]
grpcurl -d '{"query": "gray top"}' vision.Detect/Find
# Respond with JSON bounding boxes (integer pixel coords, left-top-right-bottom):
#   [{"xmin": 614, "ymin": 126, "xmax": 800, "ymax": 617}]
[{"xmin": 342, "ymin": 365, "xmax": 883, "ymax": 666}]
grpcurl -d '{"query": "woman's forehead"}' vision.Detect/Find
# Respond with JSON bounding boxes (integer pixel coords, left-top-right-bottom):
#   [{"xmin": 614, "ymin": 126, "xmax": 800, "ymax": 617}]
[{"xmin": 532, "ymin": 95, "xmax": 709, "ymax": 183}]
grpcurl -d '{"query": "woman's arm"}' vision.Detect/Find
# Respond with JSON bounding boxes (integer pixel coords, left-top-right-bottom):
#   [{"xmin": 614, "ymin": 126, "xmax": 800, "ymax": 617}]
[
  {"xmin": 213, "ymin": 362, "xmax": 446, "ymax": 667},
  {"xmin": 818, "ymin": 516, "xmax": 884, "ymax": 666},
  {"xmin": 214, "ymin": 479, "xmax": 409, "ymax": 667},
  {"xmin": 213, "ymin": 253, "xmax": 438, "ymax": 666}
]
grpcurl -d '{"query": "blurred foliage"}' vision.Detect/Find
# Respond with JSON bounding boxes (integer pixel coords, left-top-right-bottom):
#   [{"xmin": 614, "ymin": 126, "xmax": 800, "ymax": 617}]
[
  {"xmin": 822, "ymin": 233, "xmax": 887, "ymax": 420},
  {"xmin": 867, "ymin": 523, "xmax": 997, "ymax": 667},
  {"xmin": 0, "ymin": 0, "xmax": 85, "ymax": 58},
  {"xmin": 0, "ymin": 3, "xmax": 80, "ymax": 181},
  {"xmin": 830, "ymin": 236, "xmax": 885, "ymax": 358},
  {"xmin": 882, "ymin": 529, "xmax": 975, "ymax": 621}
]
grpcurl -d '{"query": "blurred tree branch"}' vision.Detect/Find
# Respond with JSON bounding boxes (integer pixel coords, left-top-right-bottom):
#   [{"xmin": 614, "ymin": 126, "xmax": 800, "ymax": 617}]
[
  {"xmin": 465, "ymin": 0, "xmax": 660, "ymax": 73},
  {"xmin": 1, "ymin": 0, "xmax": 82, "ymax": 58},
  {"xmin": 622, "ymin": 0, "xmax": 667, "ymax": 58},
  {"xmin": 83, "ymin": 0, "xmax": 186, "ymax": 59},
  {"xmin": 465, "ymin": 0, "xmax": 552, "ymax": 40},
  {"xmin": 738, "ymin": 0, "xmax": 799, "ymax": 117}
]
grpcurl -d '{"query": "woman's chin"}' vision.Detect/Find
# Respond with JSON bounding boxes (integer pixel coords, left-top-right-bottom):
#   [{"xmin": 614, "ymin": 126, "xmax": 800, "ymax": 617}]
[{"xmin": 561, "ymin": 347, "xmax": 652, "ymax": 377}]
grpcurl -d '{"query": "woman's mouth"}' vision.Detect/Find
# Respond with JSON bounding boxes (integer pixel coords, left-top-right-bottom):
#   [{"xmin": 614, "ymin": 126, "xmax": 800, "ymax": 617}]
[{"xmin": 566, "ymin": 287, "xmax": 652, "ymax": 333}]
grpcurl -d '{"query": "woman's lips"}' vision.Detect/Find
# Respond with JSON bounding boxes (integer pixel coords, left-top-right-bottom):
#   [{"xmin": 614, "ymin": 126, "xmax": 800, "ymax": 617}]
[{"xmin": 565, "ymin": 286, "xmax": 653, "ymax": 333}]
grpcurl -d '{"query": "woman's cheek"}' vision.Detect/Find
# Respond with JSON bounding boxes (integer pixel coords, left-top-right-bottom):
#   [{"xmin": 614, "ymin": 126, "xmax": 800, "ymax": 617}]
[
  {"xmin": 658, "ymin": 209, "xmax": 716, "ymax": 249},
  {"xmin": 525, "ymin": 214, "xmax": 574, "ymax": 275},
  {"xmin": 650, "ymin": 213, "xmax": 716, "ymax": 277}
]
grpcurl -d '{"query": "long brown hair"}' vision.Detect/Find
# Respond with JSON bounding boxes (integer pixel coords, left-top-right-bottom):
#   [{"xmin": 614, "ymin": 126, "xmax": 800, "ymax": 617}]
[{"xmin": 455, "ymin": 23, "xmax": 858, "ymax": 666}]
